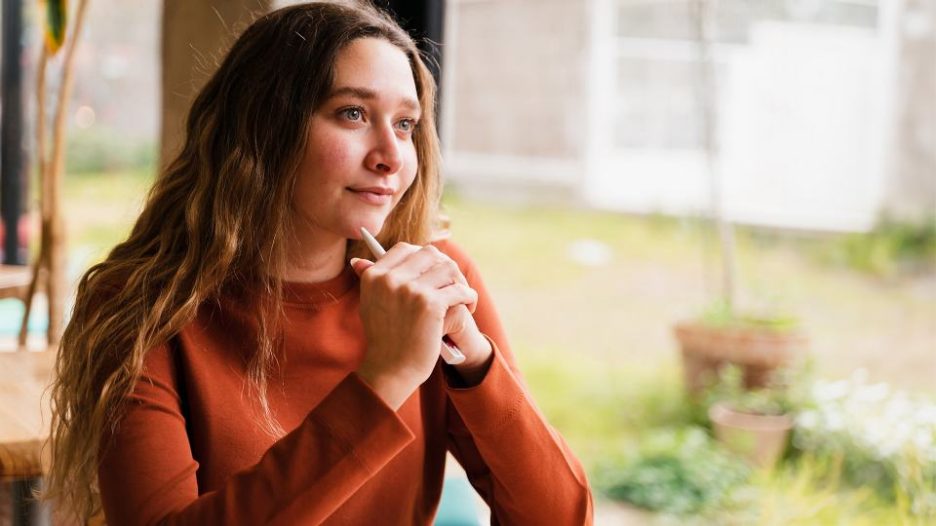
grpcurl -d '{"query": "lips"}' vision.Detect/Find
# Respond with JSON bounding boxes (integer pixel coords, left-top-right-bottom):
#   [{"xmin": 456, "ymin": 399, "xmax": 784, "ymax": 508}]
[
  {"xmin": 349, "ymin": 186, "xmax": 394, "ymax": 195},
  {"xmin": 348, "ymin": 186, "xmax": 395, "ymax": 205}
]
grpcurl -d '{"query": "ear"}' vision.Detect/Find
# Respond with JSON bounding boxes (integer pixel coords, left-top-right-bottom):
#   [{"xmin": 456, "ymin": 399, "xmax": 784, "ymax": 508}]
[{"xmin": 349, "ymin": 257, "xmax": 375, "ymax": 276}]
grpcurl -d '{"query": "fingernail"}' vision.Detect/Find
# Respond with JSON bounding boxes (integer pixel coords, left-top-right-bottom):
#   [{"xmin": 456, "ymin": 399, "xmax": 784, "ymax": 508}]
[{"xmin": 349, "ymin": 258, "xmax": 361, "ymax": 266}]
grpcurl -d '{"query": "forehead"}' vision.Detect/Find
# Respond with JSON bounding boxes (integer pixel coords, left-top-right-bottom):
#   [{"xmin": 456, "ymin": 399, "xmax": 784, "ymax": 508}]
[{"xmin": 330, "ymin": 37, "xmax": 418, "ymax": 103}]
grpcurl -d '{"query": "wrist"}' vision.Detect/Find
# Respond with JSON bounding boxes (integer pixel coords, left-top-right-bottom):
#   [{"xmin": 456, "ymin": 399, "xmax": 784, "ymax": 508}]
[
  {"xmin": 356, "ymin": 365, "xmax": 416, "ymax": 411},
  {"xmin": 450, "ymin": 334, "xmax": 494, "ymax": 387}
]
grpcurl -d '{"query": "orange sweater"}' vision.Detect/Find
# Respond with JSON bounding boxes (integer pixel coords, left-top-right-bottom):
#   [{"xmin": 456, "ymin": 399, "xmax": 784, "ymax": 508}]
[{"xmin": 97, "ymin": 240, "xmax": 593, "ymax": 525}]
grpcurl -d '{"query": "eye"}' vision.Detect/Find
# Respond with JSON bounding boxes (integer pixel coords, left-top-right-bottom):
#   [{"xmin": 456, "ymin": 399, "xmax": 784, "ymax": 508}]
[
  {"xmin": 396, "ymin": 118, "xmax": 418, "ymax": 133},
  {"xmin": 339, "ymin": 107, "xmax": 364, "ymax": 122}
]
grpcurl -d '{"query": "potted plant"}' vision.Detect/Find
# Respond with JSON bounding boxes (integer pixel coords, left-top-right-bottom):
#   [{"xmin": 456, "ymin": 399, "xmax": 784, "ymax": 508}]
[
  {"xmin": 674, "ymin": 301, "xmax": 808, "ymax": 395},
  {"xmin": 673, "ymin": 0, "xmax": 809, "ymax": 396},
  {"xmin": 705, "ymin": 364, "xmax": 805, "ymax": 468}
]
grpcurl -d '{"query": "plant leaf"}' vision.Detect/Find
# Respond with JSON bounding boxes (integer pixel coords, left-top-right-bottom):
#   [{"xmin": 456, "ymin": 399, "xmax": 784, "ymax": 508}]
[{"xmin": 44, "ymin": 0, "xmax": 67, "ymax": 55}]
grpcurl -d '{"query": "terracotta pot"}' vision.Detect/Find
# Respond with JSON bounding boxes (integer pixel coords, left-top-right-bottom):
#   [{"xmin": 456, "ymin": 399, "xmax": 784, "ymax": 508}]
[
  {"xmin": 674, "ymin": 321, "xmax": 807, "ymax": 395},
  {"xmin": 709, "ymin": 402, "xmax": 794, "ymax": 468}
]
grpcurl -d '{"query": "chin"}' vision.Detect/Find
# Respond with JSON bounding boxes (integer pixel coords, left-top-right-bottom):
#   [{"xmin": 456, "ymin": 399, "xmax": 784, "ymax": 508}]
[{"xmin": 348, "ymin": 215, "xmax": 388, "ymax": 240}]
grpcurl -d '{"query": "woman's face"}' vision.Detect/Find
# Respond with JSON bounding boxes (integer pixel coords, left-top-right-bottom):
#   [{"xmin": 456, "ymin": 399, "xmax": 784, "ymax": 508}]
[{"xmin": 292, "ymin": 37, "xmax": 421, "ymax": 243}]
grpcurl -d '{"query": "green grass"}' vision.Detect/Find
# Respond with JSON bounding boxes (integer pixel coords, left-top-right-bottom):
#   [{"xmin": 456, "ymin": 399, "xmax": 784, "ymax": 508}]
[
  {"xmin": 727, "ymin": 454, "xmax": 933, "ymax": 525},
  {"xmin": 57, "ymin": 168, "xmax": 155, "ymax": 261}
]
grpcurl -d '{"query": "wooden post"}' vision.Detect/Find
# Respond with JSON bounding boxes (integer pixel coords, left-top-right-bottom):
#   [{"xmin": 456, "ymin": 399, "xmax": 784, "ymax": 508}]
[
  {"xmin": 1, "ymin": 0, "xmax": 27, "ymax": 266},
  {"xmin": 160, "ymin": 0, "xmax": 272, "ymax": 170}
]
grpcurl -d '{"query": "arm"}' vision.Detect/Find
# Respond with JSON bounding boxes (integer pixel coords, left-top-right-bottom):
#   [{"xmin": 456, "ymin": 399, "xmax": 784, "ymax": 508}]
[
  {"xmin": 97, "ymin": 344, "xmax": 414, "ymax": 526},
  {"xmin": 436, "ymin": 240, "xmax": 594, "ymax": 525}
]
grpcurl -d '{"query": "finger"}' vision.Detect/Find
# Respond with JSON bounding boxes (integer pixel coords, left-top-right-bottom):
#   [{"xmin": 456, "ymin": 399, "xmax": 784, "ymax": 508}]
[
  {"xmin": 407, "ymin": 248, "xmax": 469, "ymax": 287},
  {"xmin": 413, "ymin": 257, "xmax": 474, "ymax": 313},
  {"xmin": 384, "ymin": 245, "xmax": 448, "ymax": 283},
  {"xmin": 416, "ymin": 260, "xmax": 468, "ymax": 290},
  {"xmin": 434, "ymin": 283, "xmax": 478, "ymax": 312},
  {"xmin": 442, "ymin": 304, "xmax": 474, "ymax": 336},
  {"xmin": 349, "ymin": 257, "xmax": 375, "ymax": 276},
  {"xmin": 371, "ymin": 242, "xmax": 421, "ymax": 270}
]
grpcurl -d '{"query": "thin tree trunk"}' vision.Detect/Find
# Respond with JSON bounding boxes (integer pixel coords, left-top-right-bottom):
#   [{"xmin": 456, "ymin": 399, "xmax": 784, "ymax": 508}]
[
  {"xmin": 693, "ymin": 0, "xmax": 736, "ymax": 313},
  {"xmin": 20, "ymin": 0, "xmax": 91, "ymax": 348},
  {"xmin": 45, "ymin": 0, "xmax": 91, "ymax": 348},
  {"xmin": 19, "ymin": 44, "xmax": 49, "ymax": 349}
]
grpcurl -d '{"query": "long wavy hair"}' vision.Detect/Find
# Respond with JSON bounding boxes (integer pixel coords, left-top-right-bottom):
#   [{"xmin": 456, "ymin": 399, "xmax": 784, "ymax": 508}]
[{"xmin": 44, "ymin": 2, "xmax": 442, "ymax": 521}]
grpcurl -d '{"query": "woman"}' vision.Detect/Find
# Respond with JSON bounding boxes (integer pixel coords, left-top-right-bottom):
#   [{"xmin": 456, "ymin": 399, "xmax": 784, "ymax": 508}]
[{"xmin": 45, "ymin": 2, "xmax": 593, "ymax": 524}]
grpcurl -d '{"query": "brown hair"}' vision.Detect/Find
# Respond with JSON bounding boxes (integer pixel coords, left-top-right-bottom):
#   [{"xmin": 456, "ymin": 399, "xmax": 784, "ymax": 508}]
[{"xmin": 44, "ymin": 1, "xmax": 442, "ymax": 521}]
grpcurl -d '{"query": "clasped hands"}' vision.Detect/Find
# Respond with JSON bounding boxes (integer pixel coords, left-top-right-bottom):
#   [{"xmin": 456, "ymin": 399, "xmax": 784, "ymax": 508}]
[{"xmin": 350, "ymin": 243, "xmax": 493, "ymax": 409}]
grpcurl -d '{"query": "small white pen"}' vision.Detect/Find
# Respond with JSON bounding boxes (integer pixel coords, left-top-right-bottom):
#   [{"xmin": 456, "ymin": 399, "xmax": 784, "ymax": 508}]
[{"xmin": 359, "ymin": 227, "xmax": 467, "ymax": 365}]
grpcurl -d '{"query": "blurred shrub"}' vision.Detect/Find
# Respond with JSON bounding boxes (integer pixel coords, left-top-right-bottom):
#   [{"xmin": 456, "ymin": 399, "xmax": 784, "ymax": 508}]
[
  {"xmin": 597, "ymin": 427, "xmax": 750, "ymax": 515},
  {"xmin": 592, "ymin": 365, "xmax": 934, "ymax": 519},
  {"xmin": 823, "ymin": 217, "xmax": 936, "ymax": 276},
  {"xmin": 793, "ymin": 371, "xmax": 936, "ymax": 517},
  {"xmin": 704, "ymin": 363, "xmax": 810, "ymax": 416},
  {"xmin": 66, "ymin": 128, "xmax": 156, "ymax": 174}
]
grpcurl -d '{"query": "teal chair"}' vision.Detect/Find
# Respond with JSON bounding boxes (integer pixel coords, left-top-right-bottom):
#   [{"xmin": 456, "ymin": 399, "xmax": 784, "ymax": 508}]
[
  {"xmin": 434, "ymin": 475, "xmax": 480, "ymax": 526},
  {"xmin": 0, "ymin": 298, "xmax": 47, "ymax": 336}
]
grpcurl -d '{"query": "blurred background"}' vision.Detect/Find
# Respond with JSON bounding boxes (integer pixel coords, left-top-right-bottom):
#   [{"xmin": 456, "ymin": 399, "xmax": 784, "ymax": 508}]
[{"xmin": 0, "ymin": 0, "xmax": 933, "ymax": 524}]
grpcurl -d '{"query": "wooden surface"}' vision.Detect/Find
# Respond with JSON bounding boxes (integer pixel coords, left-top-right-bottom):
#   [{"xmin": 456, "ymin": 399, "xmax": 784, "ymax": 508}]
[
  {"xmin": 0, "ymin": 265, "xmax": 30, "ymax": 300},
  {"xmin": 0, "ymin": 351, "xmax": 54, "ymax": 479}
]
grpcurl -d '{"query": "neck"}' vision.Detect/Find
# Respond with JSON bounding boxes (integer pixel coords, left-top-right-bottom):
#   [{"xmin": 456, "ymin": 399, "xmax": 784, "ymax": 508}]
[{"xmin": 281, "ymin": 228, "xmax": 347, "ymax": 284}]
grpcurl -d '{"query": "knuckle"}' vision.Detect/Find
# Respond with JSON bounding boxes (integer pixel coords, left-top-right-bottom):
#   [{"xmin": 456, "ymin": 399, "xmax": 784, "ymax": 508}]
[
  {"xmin": 385, "ymin": 273, "xmax": 405, "ymax": 291},
  {"xmin": 361, "ymin": 268, "xmax": 380, "ymax": 286},
  {"xmin": 401, "ymin": 280, "xmax": 421, "ymax": 298},
  {"xmin": 417, "ymin": 293, "xmax": 437, "ymax": 311}
]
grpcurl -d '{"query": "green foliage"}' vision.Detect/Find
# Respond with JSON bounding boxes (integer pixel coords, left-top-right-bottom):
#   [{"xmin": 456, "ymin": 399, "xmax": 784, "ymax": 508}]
[
  {"xmin": 699, "ymin": 299, "xmax": 799, "ymax": 333},
  {"xmin": 66, "ymin": 129, "xmax": 156, "ymax": 174},
  {"xmin": 597, "ymin": 427, "xmax": 750, "ymax": 515},
  {"xmin": 820, "ymin": 216, "xmax": 936, "ymax": 276},
  {"xmin": 44, "ymin": 0, "xmax": 67, "ymax": 53},
  {"xmin": 705, "ymin": 364, "xmax": 810, "ymax": 416}
]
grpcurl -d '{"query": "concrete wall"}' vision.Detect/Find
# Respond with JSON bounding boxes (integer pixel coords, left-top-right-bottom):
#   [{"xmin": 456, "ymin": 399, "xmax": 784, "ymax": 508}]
[{"xmin": 443, "ymin": 0, "xmax": 589, "ymax": 200}]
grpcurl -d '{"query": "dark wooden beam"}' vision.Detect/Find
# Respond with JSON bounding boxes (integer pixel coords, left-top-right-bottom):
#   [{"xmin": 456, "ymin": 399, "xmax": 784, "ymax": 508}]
[{"xmin": 1, "ymin": 0, "xmax": 27, "ymax": 265}]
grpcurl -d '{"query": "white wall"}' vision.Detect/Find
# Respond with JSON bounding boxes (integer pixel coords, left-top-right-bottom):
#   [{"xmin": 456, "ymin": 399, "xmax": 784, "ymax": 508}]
[{"xmin": 446, "ymin": 0, "xmax": 897, "ymax": 232}]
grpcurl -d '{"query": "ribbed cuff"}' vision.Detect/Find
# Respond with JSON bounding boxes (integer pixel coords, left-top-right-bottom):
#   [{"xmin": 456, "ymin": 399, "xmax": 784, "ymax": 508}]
[
  {"xmin": 444, "ymin": 337, "xmax": 526, "ymax": 435},
  {"xmin": 309, "ymin": 373, "xmax": 415, "ymax": 474}
]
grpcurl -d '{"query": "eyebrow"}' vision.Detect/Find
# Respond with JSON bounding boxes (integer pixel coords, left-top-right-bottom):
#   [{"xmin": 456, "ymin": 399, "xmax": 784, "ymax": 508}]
[{"xmin": 327, "ymin": 86, "xmax": 421, "ymax": 115}]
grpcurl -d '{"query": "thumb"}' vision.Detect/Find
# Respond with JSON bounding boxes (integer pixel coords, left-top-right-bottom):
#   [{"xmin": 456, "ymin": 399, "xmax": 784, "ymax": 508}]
[{"xmin": 349, "ymin": 257, "xmax": 375, "ymax": 276}]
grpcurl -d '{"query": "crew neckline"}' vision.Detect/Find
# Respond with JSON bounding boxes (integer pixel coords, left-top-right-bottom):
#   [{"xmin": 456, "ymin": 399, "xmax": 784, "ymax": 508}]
[{"xmin": 280, "ymin": 263, "xmax": 358, "ymax": 305}]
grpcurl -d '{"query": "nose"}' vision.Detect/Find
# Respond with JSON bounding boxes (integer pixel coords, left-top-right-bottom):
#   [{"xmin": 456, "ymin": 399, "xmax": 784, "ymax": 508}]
[{"xmin": 364, "ymin": 123, "xmax": 403, "ymax": 175}]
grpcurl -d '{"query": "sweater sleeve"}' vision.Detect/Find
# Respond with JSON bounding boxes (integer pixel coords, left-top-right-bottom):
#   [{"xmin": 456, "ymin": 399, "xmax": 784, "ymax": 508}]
[
  {"xmin": 435, "ymin": 240, "xmax": 594, "ymax": 525},
  {"xmin": 97, "ymin": 344, "xmax": 414, "ymax": 526}
]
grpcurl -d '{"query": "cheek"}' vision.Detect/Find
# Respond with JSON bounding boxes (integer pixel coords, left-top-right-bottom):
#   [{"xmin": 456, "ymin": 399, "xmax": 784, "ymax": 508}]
[
  {"xmin": 400, "ymin": 144, "xmax": 419, "ymax": 190},
  {"xmin": 298, "ymin": 132, "xmax": 356, "ymax": 200},
  {"xmin": 308, "ymin": 133, "xmax": 353, "ymax": 178}
]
